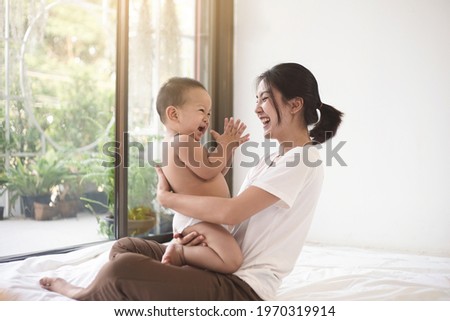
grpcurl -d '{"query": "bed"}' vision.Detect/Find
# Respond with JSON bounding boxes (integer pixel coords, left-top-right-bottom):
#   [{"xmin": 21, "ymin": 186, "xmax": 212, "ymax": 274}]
[{"xmin": 1, "ymin": 241, "xmax": 449, "ymax": 301}]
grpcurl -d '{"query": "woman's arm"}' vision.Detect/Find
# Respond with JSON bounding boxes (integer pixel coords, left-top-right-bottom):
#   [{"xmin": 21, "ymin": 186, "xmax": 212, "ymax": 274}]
[{"xmin": 156, "ymin": 167, "xmax": 279, "ymax": 225}]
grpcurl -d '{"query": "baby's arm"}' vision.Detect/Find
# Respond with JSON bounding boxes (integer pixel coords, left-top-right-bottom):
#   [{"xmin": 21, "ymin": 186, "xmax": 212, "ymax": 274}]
[
  {"xmin": 210, "ymin": 118, "xmax": 249, "ymax": 176},
  {"xmin": 175, "ymin": 118, "xmax": 249, "ymax": 180}
]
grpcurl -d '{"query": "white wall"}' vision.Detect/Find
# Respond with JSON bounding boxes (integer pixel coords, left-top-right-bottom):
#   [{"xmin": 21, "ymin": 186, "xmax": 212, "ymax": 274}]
[{"xmin": 233, "ymin": 0, "xmax": 450, "ymax": 256}]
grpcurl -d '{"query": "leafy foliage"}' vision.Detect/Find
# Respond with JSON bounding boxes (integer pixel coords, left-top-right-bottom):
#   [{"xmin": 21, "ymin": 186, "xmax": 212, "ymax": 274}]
[{"xmin": 4, "ymin": 152, "xmax": 69, "ymax": 209}]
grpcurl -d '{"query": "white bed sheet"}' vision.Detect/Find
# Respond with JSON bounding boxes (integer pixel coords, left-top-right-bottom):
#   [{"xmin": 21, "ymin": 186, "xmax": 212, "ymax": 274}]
[
  {"xmin": 1, "ymin": 242, "xmax": 449, "ymax": 301},
  {"xmin": 277, "ymin": 244, "xmax": 450, "ymax": 300}
]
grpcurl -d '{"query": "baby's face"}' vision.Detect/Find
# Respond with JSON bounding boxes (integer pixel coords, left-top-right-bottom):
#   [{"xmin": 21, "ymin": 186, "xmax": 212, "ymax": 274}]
[{"xmin": 177, "ymin": 87, "xmax": 212, "ymax": 141}]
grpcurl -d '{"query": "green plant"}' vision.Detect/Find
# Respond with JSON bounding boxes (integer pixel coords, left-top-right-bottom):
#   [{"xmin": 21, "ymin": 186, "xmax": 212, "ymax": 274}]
[
  {"xmin": 4, "ymin": 152, "xmax": 70, "ymax": 215},
  {"xmin": 0, "ymin": 173, "xmax": 7, "ymax": 198},
  {"xmin": 0, "ymin": 175, "xmax": 7, "ymax": 187},
  {"xmin": 128, "ymin": 164, "xmax": 158, "ymax": 210},
  {"xmin": 96, "ymin": 215, "xmax": 115, "ymax": 239},
  {"xmin": 86, "ymin": 199, "xmax": 157, "ymax": 239},
  {"xmin": 82, "ymin": 159, "xmax": 159, "ymax": 239},
  {"xmin": 6, "ymin": 154, "xmax": 66, "ymax": 194},
  {"xmin": 55, "ymin": 154, "xmax": 91, "ymax": 201},
  {"xmin": 128, "ymin": 205, "xmax": 155, "ymax": 220}
]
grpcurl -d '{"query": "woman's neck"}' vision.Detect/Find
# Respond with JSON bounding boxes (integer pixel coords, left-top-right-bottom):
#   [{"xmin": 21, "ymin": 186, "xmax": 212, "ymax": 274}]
[{"xmin": 278, "ymin": 129, "xmax": 312, "ymax": 153}]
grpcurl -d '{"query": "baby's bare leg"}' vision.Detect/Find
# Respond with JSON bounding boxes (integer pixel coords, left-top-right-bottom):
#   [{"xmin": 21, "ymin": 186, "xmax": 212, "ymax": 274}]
[{"xmin": 163, "ymin": 222, "xmax": 243, "ymax": 274}]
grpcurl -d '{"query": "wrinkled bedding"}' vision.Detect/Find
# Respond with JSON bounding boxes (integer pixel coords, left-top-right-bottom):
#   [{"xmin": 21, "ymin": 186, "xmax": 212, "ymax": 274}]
[
  {"xmin": 1, "ymin": 242, "xmax": 449, "ymax": 301},
  {"xmin": 277, "ymin": 244, "xmax": 450, "ymax": 300}
]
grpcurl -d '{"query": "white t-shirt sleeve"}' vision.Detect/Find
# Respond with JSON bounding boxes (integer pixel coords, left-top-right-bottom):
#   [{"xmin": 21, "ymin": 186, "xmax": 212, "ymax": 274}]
[{"xmin": 250, "ymin": 150, "xmax": 314, "ymax": 209}]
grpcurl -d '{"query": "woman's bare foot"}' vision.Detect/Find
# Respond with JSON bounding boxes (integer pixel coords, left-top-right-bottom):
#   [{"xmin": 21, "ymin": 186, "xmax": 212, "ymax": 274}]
[
  {"xmin": 39, "ymin": 277, "xmax": 84, "ymax": 299},
  {"xmin": 161, "ymin": 243, "xmax": 186, "ymax": 266}
]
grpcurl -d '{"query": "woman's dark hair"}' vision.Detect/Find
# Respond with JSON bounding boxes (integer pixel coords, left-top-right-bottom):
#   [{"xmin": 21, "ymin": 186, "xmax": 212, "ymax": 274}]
[
  {"xmin": 256, "ymin": 63, "xmax": 343, "ymax": 143},
  {"xmin": 156, "ymin": 77, "xmax": 206, "ymax": 123}
]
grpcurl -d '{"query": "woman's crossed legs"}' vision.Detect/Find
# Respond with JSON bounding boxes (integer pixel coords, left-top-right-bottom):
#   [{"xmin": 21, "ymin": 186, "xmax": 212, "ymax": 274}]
[{"xmin": 40, "ymin": 237, "xmax": 260, "ymax": 300}]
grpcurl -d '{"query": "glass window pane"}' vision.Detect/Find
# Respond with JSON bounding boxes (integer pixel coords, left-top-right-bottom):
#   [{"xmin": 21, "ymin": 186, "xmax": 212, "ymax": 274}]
[
  {"xmin": 1, "ymin": 0, "xmax": 213, "ymax": 258},
  {"xmin": 126, "ymin": 0, "xmax": 203, "ymax": 238},
  {"xmin": 0, "ymin": 0, "xmax": 116, "ymax": 257}
]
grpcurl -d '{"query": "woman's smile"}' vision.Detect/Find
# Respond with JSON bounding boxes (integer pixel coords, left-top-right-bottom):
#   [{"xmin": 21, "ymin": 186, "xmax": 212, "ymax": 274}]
[{"xmin": 259, "ymin": 116, "xmax": 271, "ymax": 134}]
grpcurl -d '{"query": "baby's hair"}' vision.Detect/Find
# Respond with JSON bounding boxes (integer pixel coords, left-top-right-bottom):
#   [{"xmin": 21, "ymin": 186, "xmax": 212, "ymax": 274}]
[
  {"xmin": 257, "ymin": 63, "xmax": 343, "ymax": 143},
  {"xmin": 156, "ymin": 77, "xmax": 206, "ymax": 123}
]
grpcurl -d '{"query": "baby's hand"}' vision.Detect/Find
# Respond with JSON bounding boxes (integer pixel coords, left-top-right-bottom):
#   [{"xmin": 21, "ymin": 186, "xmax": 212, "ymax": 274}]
[{"xmin": 210, "ymin": 117, "xmax": 250, "ymax": 149}]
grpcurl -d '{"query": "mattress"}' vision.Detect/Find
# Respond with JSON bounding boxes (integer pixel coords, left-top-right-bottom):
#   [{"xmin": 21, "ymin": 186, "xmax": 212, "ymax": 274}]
[{"xmin": 1, "ymin": 241, "xmax": 449, "ymax": 301}]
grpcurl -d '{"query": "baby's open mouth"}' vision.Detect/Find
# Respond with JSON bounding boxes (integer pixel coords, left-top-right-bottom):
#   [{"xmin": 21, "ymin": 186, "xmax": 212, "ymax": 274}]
[{"xmin": 197, "ymin": 126, "xmax": 206, "ymax": 134}]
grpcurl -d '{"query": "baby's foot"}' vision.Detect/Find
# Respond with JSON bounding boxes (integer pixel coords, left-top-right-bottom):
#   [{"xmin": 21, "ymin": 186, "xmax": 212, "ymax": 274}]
[
  {"xmin": 161, "ymin": 243, "xmax": 186, "ymax": 266},
  {"xmin": 39, "ymin": 277, "xmax": 84, "ymax": 298}
]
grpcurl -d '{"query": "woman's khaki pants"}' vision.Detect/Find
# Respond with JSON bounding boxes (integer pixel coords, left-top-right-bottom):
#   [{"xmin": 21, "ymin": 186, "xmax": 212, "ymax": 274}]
[{"xmin": 73, "ymin": 237, "xmax": 261, "ymax": 301}]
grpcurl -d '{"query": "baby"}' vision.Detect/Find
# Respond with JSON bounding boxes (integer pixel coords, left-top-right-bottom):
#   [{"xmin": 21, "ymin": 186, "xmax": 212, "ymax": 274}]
[{"xmin": 156, "ymin": 77, "xmax": 249, "ymax": 273}]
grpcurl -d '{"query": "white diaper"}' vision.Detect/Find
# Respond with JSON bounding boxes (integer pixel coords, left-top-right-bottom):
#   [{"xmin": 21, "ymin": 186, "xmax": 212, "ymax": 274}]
[
  {"xmin": 171, "ymin": 210, "xmax": 233, "ymax": 234},
  {"xmin": 172, "ymin": 210, "xmax": 202, "ymax": 234}
]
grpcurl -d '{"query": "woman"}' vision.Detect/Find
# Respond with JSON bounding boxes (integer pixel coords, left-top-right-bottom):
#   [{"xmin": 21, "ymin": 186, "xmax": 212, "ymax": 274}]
[{"xmin": 40, "ymin": 62, "xmax": 343, "ymax": 300}]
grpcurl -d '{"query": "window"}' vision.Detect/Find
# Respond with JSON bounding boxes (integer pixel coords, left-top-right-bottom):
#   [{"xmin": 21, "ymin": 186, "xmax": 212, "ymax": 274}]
[{"xmin": 0, "ymin": 0, "xmax": 233, "ymax": 261}]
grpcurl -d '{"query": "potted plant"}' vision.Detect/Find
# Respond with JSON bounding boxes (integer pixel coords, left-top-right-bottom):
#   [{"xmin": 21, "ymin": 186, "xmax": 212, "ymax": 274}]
[
  {"xmin": 4, "ymin": 152, "xmax": 68, "ymax": 220},
  {"xmin": 55, "ymin": 181, "xmax": 82, "ymax": 218},
  {"xmin": 81, "ymin": 162, "xmax": 115, "ymax": 238},
  {"xmin": 82, "ymin": 161, "xmax": 158, "ymax": 239},
  {"xmin": 84, "ymin": 196, "xmax": 157, "ymax": 240},
  {"xmin": 53, "ymin": 157, "xmax": 87, "ymax": 219},
  {"xmin": 78, "ymin": 155, "xmax": 111, "ymax": 214},
  {"xmin": 127, "ymin": 163, "xmax": 159, "ymax": 236},
  {"xmin": 94, "ymin": 204, "xmax": 157, "ymax": 239}
]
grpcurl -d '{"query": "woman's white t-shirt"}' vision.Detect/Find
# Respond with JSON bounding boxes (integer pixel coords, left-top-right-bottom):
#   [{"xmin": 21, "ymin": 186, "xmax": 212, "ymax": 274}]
[{"xmin": 232, "ymin": 146, "xmax": 324, "ymax": 300}]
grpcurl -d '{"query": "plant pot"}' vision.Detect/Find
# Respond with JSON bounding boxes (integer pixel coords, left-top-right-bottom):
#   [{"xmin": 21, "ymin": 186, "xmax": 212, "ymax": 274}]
[
  {"xmin": 34, "ymin": 202, "xmax": 58, "ymax": 221},
  {"xmin": 57, "ymin": 200, "xmax": 80, "ymax": 218},
  {"xmin": 82, "ymin": 191, "xmax": 108, "ymax": 213},
  {"xmin": 98, "ymin": 214, "xmax": 157, "ymax": 239},
  {"xmin": 128, "ymin": 216, "xmax": 156, "ymax": 236},
  {"xmin": 98, "ymin": 215, "xmax": 115, "ymax": 239},
  {"xmin": 21, "ymin": 195, "xmax": 52, "ymax": 218}
]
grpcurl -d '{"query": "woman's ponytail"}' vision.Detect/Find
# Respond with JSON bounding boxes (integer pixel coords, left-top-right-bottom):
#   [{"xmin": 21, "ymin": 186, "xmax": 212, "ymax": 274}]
[{"xmin": 309, "ymin": 103, "xmax": 343, "ymax": 144}]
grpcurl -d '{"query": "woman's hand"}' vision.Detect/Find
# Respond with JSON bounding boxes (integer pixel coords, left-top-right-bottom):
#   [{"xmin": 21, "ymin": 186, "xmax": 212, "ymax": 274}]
[
  {"xmin": 155, "ymin": 166, "xmax": 171, "ymax": 208},
  {"xmin": 173, "ymin": 232, "xmax": 207, "ymax": 247}
]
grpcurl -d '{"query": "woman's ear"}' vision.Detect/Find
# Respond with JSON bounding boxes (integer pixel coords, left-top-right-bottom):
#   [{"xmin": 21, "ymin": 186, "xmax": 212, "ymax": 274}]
[
  {"xmin": 289, "ymin": 97, "xmax": 304, "ymax": 114},
  {"xmin": 166, "ymin": 106, "xmax": 179, "ymax": 122}
]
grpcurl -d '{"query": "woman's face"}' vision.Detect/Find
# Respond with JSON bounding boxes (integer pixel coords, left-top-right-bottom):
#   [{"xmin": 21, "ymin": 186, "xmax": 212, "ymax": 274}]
[{"xmin": 255, "ymin": 80, "xmax": 286, "ymax": 140}]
